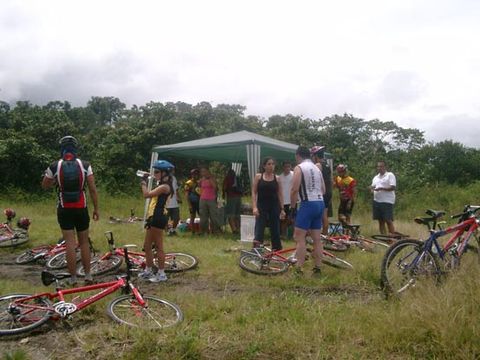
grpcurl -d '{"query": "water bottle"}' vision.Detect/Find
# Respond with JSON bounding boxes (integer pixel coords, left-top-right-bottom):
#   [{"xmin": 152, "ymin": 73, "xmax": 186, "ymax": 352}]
[{"xmin": 136, "ymin": 170, "xmax": 151, "ymax": 179}]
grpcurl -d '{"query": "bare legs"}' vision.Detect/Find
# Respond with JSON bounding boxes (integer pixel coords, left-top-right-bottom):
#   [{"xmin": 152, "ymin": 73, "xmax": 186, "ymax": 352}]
[
  {"xmin": 143, "ymin": 227, "xmax": 165, "ymax": 270},
  {"xmin": 294, "ymin": 228, "xmax": 323, "ymax": 268}
]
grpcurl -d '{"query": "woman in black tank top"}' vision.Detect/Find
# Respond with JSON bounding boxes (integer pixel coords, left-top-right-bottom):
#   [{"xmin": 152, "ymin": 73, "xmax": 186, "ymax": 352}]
[{"xmin": 251, "ymin": 157, "xmax": 286, "ymax": 251}]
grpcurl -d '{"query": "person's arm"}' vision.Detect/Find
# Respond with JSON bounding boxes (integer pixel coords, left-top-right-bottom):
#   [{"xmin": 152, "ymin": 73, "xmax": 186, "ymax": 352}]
[
  {"xmin": 141, "ymin": 181, "xmax": 170, "ymax": 198},
  {"xmin": 86, "ymin": 174, "xmax": 99, "ymax": 221},
  {"xmin": 252, "ymin": 174, "xmax": 261, "ymax": 217},
  {"xmin": 276, "ymin": 176, "xmax": 285, "ymax": 219},
  {"xmin": 290, "ymin": 166, "xmax": 302, "ymax": 208},
  {"xmin": 41, "ymin": 165, "xmax": 55, "ymax": 190}
]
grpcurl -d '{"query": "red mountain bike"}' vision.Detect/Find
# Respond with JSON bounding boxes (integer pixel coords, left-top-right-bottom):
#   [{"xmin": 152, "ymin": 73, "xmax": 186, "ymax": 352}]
[
  {"xmin": 76, "ymin": 231, "xmax": 198, "ymax": 276},
  {"xmin": 0, "ymin": 242, "xmax": 183, "ymax": 337},
  {"xmin": 0, "ymin": 209, "xmax": 29, "ymax": 248}
]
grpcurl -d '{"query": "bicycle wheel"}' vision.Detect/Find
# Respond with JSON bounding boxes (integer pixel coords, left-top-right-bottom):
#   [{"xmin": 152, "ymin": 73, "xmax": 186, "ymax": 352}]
[
  {"xmin": 321, "ymin": 252, "xmax": 354, "ymax": 270},
  {"xmin": 0, "ymin": 294, "xmax": 53, "ymax": 336},
  {"xmin": 107, "ymin": 295, "xmax": 183, "ymax": 329},
  {"xmin": 46, "ymin": 249, "xmax": 81, "ymax": 270},
  {"xmin": 371, "ymin": 234, "xmax": 408, "ymax": 244},
  {"xmin": 239, "ymin": 253, "xmax": 289, "ymax": 275},
  {"xmin": 77, "ymin": 254, "xmax": 123, "ymax": 277},
  {"xmin": 381, "ymin": 239, "xmax": 441, "ymax": 297},
  {"xmin": 0, "ymin": 233, "xmax": 29, "ymax": 248},
  {"xmin": 322, "ymin": 237, "xmax": 349, "ymax": 252},
  {"xmin": 356, "ymin": 236, "xmax": 389, "ymax": 252},
  {"xmin": 164, "ymin": 253, "xmax": 198, "ymax": 273},
  {"xmin": 15, "ymin": 247, "xmax": 47, "ymax": 265}
]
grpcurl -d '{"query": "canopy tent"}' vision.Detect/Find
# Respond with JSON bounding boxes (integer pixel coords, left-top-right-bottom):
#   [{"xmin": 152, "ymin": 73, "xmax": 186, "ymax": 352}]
[{"xmin": 151, "ymin": 130, "xmax": 299, "ymax": 184}]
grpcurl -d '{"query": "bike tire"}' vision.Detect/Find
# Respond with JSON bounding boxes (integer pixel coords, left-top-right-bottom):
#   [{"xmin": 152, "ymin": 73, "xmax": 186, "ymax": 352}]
[
  {"xmin": 45, "ymin": 249, "xmax": 81, "ymax": 270},
  {"xmin": 380, "ymin": 239, "xmax": 441, "ymax": 297},
  {"xmin": 163, "ymin": 253, "xmax": 198, "ymax": 273},
  {"xmin": 371, "ymin": 234, "xmax": 408, "ymax": 244},
  {"xmin": 107, "ymin": 295, "xmax": 183, "ymax": 329},
  {"xmin": 322, "ymin": 237, "xmax": 349, "ymax": 252},
  {"xmin": 239, "ymin": 253, "xmax": 289, "ymax": 275},
  {"xmin": 77, "ymin": 254, "xmax": 123, "ymax": 277},
  {"xmin": 0, "ymin": 234, "xmax": 29, "ymax": 248},
  {"xmin": 0, "ymin": 294, "xmax": 53, "ymax": 336},
  {"xmin": 15, "ymin": 248, "xmax": 45, "ymax": 265},
  {"xmin": 356, "ymin": 236, "xmax": 390, "ymax": 252},
  {"xmin": 321, "ymin": 252, "xmax": 354, "ymax": 270}
]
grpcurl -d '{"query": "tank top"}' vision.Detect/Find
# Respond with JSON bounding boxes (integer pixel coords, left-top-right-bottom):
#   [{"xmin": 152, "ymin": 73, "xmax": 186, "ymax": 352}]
[
  {"xmin": 257, "ymin": 173, "xmax": 279, "ymax": 209},
  {"xmin": 200, "ymin": 179, "xmax": 217, "ymax": 201},
  {"xmin": 147, "ymin": 183, "xmax": 173, "ymax": 218},
  {"xmin": 298, "ymin": 159, "xmax": 324, "ymax": 202}
]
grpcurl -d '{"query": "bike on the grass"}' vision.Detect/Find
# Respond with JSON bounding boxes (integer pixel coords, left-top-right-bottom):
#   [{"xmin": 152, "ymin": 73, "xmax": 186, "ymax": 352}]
[
  {"xmin": 239, "ymin": 243, "xmax": 353, "ymax": 275},
  {"xmin": 15, "ymin": 238, "xmax": 67, "ymax": 265},
  {"xmin": 381, "ymin": 205, "xmax": 480, "ymax": 297},
  {"xmin": 322, "ymin": 223, "xmax": 389, "ymax": 252},
  {"xmin": 108, "ymin": 208, "xmax": 142, "ymax": 224},
  {"xmin": 76, "ymin": 231, "xmax": 198, "ymax": 277},
  {"xmin": 0, "ymin": 209, "xmax": 30, "ymax": 248},
  {"xmin": 0, "ymin": 241, "xmax": 183, "ymax": 337},
  {"xmin": 43, "ymin": 238, "xmax": 96, "ymax": 270}
]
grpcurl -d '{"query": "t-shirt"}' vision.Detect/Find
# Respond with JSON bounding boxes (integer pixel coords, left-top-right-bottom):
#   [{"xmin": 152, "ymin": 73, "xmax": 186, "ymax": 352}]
[
  {"xmin": 278, "ymin": 171, "xmax": 293, "ymax": 205},
  {"xmin": 167, "ymin": 176, "xmax": 179, "ymax": 209},
  {"xmin": 298, "ymin": 159, "xmax": 324, "ymax": 202},
  {"xmin": 223, "ymin": 175, "xmax": 241, "ymax": 198},
  {"xmin": 200, "ymin": 178, "xmax": 217, "ymax": 201},
  {"xmin": 335, "ymin": 176, "xmax": 356, "ymax": 200},
  {"xmin": 45, "ymin": 158, "xmax": 93, "ymax": 209},
  {"xmin": 371, "ymin": 172, "xmax": 396, "ymax": 204}
]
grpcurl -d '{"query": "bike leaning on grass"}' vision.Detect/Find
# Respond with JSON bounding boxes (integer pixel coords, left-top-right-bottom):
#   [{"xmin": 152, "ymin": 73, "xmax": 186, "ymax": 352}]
[
  {"xmin": 381, "ymin": 205, "xmax": 480, "ymax": 297},
  {"xmin": 0, "ymin": 243, "xmax": 183, "ymax": 336}
]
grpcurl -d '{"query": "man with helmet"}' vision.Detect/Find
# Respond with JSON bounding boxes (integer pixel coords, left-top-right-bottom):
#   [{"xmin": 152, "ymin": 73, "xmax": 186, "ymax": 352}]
[
  {"xmin": 42, "ymin": 136, "xmax": 99, "ymax": 286},
  {"xmin": 333, "ymin": 164, "xmax": 357, "ymax": 226},
  {"xmin": 310, "ymin": 145, "xmax": 332, "ymax": 235},
  {"xmin": 139, "ymin": 160, "xmax": 174, "ymax": 282}
]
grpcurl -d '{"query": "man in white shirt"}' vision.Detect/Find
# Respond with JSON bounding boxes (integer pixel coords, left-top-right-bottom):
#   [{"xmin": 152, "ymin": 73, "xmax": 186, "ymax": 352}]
[
  {"xmin": 166, "ymin": 168, "xmax": 182, "ymax": 236},
  {"xmin": 370, "ymin": 161, "xmax": 396, "ymax": 235},
  {"xmin": 278, "ymin": 161, "xmax": 293, "ymax": 238}
]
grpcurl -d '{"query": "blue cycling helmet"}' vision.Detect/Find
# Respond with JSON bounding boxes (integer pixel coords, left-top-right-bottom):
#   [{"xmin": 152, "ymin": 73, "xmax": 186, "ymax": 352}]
[{"xmin": 153, "ymin": 160, "xmax": 174, "ymax": 171}]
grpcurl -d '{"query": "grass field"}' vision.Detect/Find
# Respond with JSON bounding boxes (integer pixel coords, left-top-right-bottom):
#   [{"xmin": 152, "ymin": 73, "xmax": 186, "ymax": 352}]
[{"xmin": 1, "ymin": 193, "xmax": 480, "ymax": 359}]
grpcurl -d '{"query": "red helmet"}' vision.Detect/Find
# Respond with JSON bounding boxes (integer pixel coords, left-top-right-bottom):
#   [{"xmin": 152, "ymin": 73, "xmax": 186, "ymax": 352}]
[
  {"xmin": 17, "ymin": 217, "xmax": 31, "ymax": 230},
  {"xmin": 3, "ymin": 208, "xmax": 16, "ymax": 221},
  {"xmin": 310, "ymin": 145, "xmax": 325, "ymax": 157},
  {"xmin": 336, "ymin": 164, "xmax": 347, "ymax": 173}
]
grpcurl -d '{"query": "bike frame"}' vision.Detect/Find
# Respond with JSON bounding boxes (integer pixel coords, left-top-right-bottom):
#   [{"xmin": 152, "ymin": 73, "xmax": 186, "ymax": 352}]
[
  {"xmin": 0, "ymin": 223, "xmax": 15, "ymax": 242},
  {"xmin": 250, "ymin": 245, "xmax": 338, "ymax": 262}
]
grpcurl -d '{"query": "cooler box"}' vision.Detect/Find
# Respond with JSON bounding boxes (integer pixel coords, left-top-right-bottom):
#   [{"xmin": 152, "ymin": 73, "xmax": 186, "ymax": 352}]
[{"xmin": 240, "ymin": 215, "xmax": 255, "ymax": 242}]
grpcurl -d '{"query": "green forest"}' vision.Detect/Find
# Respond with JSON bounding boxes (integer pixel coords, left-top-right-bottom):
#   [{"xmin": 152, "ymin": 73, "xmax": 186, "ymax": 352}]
[{"xmin": 1, "ymin": 96, "xmax": 479, "ymax": 196}]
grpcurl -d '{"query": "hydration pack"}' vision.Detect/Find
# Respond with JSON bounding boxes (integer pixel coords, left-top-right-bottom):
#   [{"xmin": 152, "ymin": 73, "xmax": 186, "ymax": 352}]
[{"xmin": 58, "ymin": 157, "xmax": 83, "ymax": 203}]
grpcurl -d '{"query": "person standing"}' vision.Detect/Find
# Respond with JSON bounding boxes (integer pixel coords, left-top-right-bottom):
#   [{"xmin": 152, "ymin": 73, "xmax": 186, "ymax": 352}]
[
  {"xmin": 184, "ymin": 169, "xmax": 201, "ymax": 233},
  {"xmin": 334, "ymin": 164, "xmax": 357, "ymax": 226},
  {"xmin": 278, "ymin": 161, "xmax": 294, "ymax": 239},
  {"xmin": 166, "ymin": 167, "xmax": 182, "ymax": 236},
  {"xmin": 310, "ymin": 146, "xmax": 331, "ymax": 235},
  {"xmin": 199, "ymin": 167, "xmax": 222, "ymax": 234},
  {"xmin": 222, "ymin": 169, "xmax": 242, "ymax": 234},
  {"xmin": 291, "ymin": 146, "xmax": 325, "ymax": 275},
  {"xmin": 370, "ymin": 160, "xmax": 396, "ymax": 235},
  {"xmin": 42, "ymin": 136, "xmax": 99, "ymax": 286},
  {"xmin": 251, "ymin": 157, "xmax": 285, "ymax": 251},
  {"xmin": 139, "ymin": 160, "xmax": 174, "ymax": 282}
]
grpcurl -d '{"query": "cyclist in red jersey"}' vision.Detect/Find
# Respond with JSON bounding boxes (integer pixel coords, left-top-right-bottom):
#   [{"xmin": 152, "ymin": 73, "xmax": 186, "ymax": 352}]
[{"xmin": 333, "ymin": 164, "xmax": 357, "ymax": 226}]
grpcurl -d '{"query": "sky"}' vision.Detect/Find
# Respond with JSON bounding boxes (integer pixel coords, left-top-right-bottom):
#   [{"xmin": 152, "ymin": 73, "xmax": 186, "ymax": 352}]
[{"xmin": 1, "ymin": 0, "xmax": 480, "ymax": 147}]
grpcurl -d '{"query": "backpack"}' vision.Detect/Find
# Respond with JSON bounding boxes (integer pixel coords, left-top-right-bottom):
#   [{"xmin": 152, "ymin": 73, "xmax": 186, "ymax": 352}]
[{"xmin": 58, "ymin": 158, "xmax": 83, "ymax": 203}]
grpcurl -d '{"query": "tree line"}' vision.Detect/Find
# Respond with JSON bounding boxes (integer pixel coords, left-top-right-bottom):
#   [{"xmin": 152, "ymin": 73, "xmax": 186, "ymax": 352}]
[{"xmin": 1, "ymin": 97, "xmax": 479, "ymax": 197}]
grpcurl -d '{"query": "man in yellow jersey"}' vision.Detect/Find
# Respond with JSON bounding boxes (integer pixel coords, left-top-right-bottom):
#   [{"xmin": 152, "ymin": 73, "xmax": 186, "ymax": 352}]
[{"xmin": 333, "ymin": 164, "xmax": 356, "ymax": 226}]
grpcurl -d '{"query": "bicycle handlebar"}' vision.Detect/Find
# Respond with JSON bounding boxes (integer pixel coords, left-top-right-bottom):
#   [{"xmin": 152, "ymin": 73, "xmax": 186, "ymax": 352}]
[{"xmin": 451, "ymin": 205, "xmax": 480, "ymax": 219}]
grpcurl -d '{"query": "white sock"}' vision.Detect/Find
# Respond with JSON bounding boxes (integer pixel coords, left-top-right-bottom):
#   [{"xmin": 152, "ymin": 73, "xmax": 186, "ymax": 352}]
[
  {"xmin": 144, "ymin": 267, "xmax": 152, "ymax": 273},
  {"xmin": 84, "ymin": 273, "xmax": 93, "ymax": 281},
  {"xmin": 158, "ymin": 269, "xmax": 165, "ymax": 275}
]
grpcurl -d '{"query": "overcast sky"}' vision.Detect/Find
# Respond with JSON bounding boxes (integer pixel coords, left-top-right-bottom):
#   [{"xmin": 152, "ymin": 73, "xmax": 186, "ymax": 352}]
[{"xmin": 1, "ymin": 0, "xmax": 479, "ymax": 147}]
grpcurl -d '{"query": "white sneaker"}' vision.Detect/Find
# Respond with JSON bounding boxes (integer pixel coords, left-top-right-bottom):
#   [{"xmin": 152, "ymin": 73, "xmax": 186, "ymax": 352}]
[
  {"xmin": 149, "ymin": 272, "xmax": 168, "ymax": 283},
  {"xmin": 138, "ymin": 270, "xmax": 154, "ymax": 280}
]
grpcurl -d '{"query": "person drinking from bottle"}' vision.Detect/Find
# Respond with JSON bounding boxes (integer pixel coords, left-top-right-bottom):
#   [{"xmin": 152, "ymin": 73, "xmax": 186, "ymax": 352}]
[
  {"xmin": 139, "ymin": 160, "xmax": 174, "ymax": 282},
  {"xmin": 291, "ymin": 146, "xmax": 325, "ymax": 275}
]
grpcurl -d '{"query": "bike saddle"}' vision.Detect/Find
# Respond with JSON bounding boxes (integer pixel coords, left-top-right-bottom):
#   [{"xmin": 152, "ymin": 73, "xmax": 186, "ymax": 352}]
[
  {"xmin": 41, "ymin": 270, "xmax": 71, "ymax": 286},
  {"xmin": 425, "ymin": 209, "xmax": 445, "ymax": 219}
]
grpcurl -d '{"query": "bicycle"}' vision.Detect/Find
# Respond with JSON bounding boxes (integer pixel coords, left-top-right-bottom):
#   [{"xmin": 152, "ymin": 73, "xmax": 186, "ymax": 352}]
[
  {"xmin": 44, "ymin": 238, "xmax": 96, "ymax": 270},
  {"xmin": 371, "ymin": 232, "xmax": 410, "ymax": 245},
  {"xmin": 108, "ymin": 209, "xmax": 142, "ymax": 224},
  {"xmin": 15, "ymin": 238, "xmax": 66, "ymax": 265},
  {"xmin": 0, "ymin": 209, "xmax": 29, "ymax": 248},
  {"xmin": 380, "ymin": 206, "xmax": 480, "ymax": 297},
  {"xmin": 239, "ymin": 244, "xmax": 353, "ymax": 275},
  {"xmin": 0, "ymin": 243, "xmax": 183, "ymax": 336},
  {"xmin": 76, "ymin": 231, "xmax": 198, "ymax": 277},
  {"xmin": 323, "ymin": 224, "xmax": 389, "ymax": 253}
]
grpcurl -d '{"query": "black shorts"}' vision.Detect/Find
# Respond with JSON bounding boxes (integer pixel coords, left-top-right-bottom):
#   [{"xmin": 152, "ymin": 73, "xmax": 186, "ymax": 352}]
[
  {"xmin": 338, "ymin": 199, "xmax": 354, "ymax": 217},
  {"xmin": 57, "ymin": 207, "xmax": 90, "ymax": 232},
  {"xmin": 373, "ymin": 201, "xmax": 394, "ymax": 221},
  {"xmin": 167, "ymin": 208, "xmax": 180, "ymax": 222},
  {"xmin": 145, "ymin": 215, "xmax": 168, "ymax": 230}
]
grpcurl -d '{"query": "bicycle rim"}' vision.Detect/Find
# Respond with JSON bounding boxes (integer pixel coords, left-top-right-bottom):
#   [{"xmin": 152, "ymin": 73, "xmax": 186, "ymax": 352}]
[
  {"xmin": 322, "ymin": 238, "xmax": 349, "ymax": 252},
  {"xmin": 381, "ymin": 239, "xmax": 440, "ymax": 297},
  {"xmin": 357, "ymin": 236, "xmax": 389, "ymax": 252},
  {"xmin": 107, "ymin": 295, "xmax": 183, "ymax": 329},
  {"xmin": 239, "ymin": 254, "xmax": 289, "ymax": 275},
  {"xmin": 77, "ymin": 254, "xmax": 122, "ymax": 276},
  {"xmin": 321, "ymin": 252, "xmax": 354, "ymax": 270},
  {"xmin": 0, "ymin": 235, "xmax": 29, "ymax": 248},
  {"xmin": 46, "ymin": 250, "xmax": 81, "ymax": 270},
  {"xmin": 164, "ymin": 253, "xmax": 198, "ymax": 273},
  {"xmin": 0, "ymin": 294, "xmax": 52, "ymax": 336},
  {"xmin": 15, "ymin": 250, "xmax": 39, "ymax": 264}
]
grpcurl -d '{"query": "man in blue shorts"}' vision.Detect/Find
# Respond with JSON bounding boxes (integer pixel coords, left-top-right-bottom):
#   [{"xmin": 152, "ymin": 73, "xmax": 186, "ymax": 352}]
[{"xmin": 290, "ymin": 146, "xmax": 326, "ymax": 275}]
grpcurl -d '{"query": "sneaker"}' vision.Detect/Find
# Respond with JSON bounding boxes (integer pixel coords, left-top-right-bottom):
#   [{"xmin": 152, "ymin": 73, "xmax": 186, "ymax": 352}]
[
  {"xmin": 149, "ymin": 272, "xmax": 168, "ymax": 283},
  {"xmin": 287, "ymin": 255, "xmax": 298, "ymax": 264},
  {"xmin": 312, "ymin": 267, "xmax": 322, "ymax": 277},
  {"xmin": 138, "ymin": 270, "xmax": 154, "ymax": 280}
]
